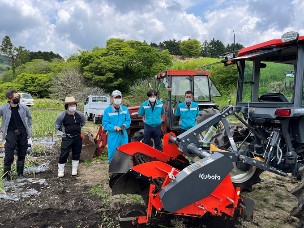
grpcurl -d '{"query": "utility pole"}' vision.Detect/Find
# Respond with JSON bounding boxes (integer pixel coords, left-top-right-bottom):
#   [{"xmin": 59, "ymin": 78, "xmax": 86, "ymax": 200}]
[{"xmin": 233, "ymin": 30, "xmax": 236, "ymax": 53}]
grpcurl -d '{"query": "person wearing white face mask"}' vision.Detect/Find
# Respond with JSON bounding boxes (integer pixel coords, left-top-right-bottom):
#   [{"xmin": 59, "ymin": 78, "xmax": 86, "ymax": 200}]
[
  {"xmin": 55, "ymin": 96, "xmax": 86, "ymax": 177},
  {"xmin": 102, "ymin": 90, "xmax": 131, "ymax": 163},
  {"xmin": 138, "ymin": 89, "xmax": 165, "ymax": 151},
  {"xmin": 175, "ymin": 91, "xmax": 199, "ymax": 133}
]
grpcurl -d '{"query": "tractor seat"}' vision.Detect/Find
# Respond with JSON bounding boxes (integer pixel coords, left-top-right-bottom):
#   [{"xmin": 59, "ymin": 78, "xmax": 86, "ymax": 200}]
[{"xmin": 258, "ymin": 93, "xmax": 288, "ymax": 102}]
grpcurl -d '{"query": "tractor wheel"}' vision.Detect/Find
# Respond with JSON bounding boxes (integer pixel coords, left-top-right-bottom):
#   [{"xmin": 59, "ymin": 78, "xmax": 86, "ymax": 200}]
[
  {"xmin": 196, "ymin": 108, "xmax": 219, "ymax": 124},
  {"xmin": 131, "ymin": 129, "xmax": 155, "ymax": 148},
  {"xmin": 85, "ymin": 112, "xmax": 91, "ymax": 121},
  {"xmin": 119, "ymin": 204, "xmax": 147, "ymax": 228},
  {"xmin": 290, "ymin": 182, "xmax": 304, "ymax": 226},
  {"xmin": 93, "ymin": 115, "xmax": 100, "ymax": 124},
  {"xmin": 229, "ymin": 141, "xmax": 263, "ymax": 191}
]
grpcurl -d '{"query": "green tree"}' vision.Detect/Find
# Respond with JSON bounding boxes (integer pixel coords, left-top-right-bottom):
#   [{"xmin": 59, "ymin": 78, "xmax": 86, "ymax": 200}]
[
  {"xmin": 0, "ymin": 36, "xmax": 17, "ymax": 76},
  {"xmin": 0, "ymin": 81, "xmax": 23, "ymax": 98},
  {"xmin": 79, "ymin": 38, "xmax": 172, "ymax": 93},
  {"xmin": 225, "ymin": 43, "xmax": 244, "ymax": 54},
  {"xmin": 179, "ymin": 39, "xmax": 201, "ymax": 58},
  {"xmin": 14, "ymin": 73, "xmax": 53, "ymax": 97},
  {"xmin": 159, "ymin": 39, "xmax": 182, "ymax": 55},
  {"xmin": 208, "ymin": 38, "xmax": 226, "ymax": 58},
  {"xmin": 29, "ymin": 51, "xmax": 63, "ymax": 61}
]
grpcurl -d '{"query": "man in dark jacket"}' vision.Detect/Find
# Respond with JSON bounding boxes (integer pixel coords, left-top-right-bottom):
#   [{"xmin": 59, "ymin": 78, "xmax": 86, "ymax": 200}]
[
  {"xmin": 0, "ymin": 90, "xmax": 32, "ymax": 180},
  {"xmin": 55, "ymin": 96, "xmax": 86, "ymax": 177}
]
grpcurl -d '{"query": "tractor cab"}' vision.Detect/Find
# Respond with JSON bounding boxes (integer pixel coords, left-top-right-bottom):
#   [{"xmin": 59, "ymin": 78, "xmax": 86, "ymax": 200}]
[
  {"xmin": 156, "ymin": 70, "xmax": 221, "ymax": 131},
  {"xmin": 235, "ymin": 31, "xmax": 304, "ymax": 117}
]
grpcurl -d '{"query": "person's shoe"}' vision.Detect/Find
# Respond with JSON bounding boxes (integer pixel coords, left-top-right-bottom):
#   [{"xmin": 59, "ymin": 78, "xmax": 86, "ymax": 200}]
[
  {"xmin": 72, "ymin": 160, "xmax": 79, "ymax": 176},
  {"xmin": 58, "ymin": 163, "xmax": 65, "ymax": 177},
  {"xmin": 16, "ymin": 161, "xmax": 25, "ymax": 178}
]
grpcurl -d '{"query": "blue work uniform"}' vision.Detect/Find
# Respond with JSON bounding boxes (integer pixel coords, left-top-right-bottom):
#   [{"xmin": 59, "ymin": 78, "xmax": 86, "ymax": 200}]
[
  {"xmin": 175, "ymin": 101, "xmax": 199, "ymax": 130},
  {"xmin": 102, "ymin": 105, "xmax": 131, "ymax": 162},
  {"xmin": 138, "ymin": 99, "xmax": 165, "ymax": 150}
]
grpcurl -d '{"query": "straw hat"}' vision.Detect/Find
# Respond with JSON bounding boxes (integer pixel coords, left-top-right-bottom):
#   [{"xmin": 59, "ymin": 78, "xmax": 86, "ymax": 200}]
[{"xmin": 64, "ymin": 96, "xmax": 77, "ymax": 104}]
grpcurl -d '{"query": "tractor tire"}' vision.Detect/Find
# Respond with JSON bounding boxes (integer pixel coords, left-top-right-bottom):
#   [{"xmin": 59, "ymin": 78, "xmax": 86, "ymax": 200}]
[
  {"xmin": 290, "ymin": 182, "xmax": 304, "ymax": 226},
  {"xmin": 93, "ymin": 115, "xmax": 100, "ymax": 124},
  {"xmin": 213, "ymin": 125, "xmax": 263, "ymax": 191},
  {"xmin": 196, "ymin": 108, "xmax": 219, "ymax": 124},
  {"xmin": 85, "ymin": 112, "xmax": 91, "ymax": 121},
  {"xmin": 131, "ymin": 129, "xmax": 155, "ymax": 148},
  {"xmin": 119, "ymin": 204, "xmax": 147, "ymax": 228},
  {"xmin": 227, "ymin": 140, "xmax": 263, "ymax": 191},
  {"xmin": 131, "ymin": 129, "xmax": 144, "ymax": 142}
]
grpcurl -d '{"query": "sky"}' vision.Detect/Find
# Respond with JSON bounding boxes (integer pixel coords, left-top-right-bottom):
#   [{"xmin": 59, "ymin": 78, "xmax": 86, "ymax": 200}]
[{"xmin": 0, "ymin": 0, "xmax": 303, "ymax": 58}]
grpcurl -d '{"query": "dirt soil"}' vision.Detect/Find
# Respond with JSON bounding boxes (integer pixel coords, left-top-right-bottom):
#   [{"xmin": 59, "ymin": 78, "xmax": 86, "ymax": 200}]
[{"xmin": 0, "ymin": 149, "xmax": 302, "ymax": 228}]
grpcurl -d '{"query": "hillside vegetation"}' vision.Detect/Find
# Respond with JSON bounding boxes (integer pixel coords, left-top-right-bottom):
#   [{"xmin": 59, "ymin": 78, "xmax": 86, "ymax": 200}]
[{"xmin": 0, "ymin": 37, "xmax": 293, "ymax": 108}]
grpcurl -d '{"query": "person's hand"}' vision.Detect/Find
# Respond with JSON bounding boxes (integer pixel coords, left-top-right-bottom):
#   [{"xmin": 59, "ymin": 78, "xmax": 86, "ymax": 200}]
[
  {"xmin": 120, "ymin": 124, "xmax": 126, "ymax": 130},
  {"xmin": 114, "ymin": 126, "xmax": 121, "ymax": 131}
]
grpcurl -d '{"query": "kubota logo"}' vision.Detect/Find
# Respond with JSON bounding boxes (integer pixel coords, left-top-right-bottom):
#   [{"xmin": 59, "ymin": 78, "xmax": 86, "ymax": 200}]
[{"xmin": 199, "ymin": 173, "xmax": 221, "ymax": 180}]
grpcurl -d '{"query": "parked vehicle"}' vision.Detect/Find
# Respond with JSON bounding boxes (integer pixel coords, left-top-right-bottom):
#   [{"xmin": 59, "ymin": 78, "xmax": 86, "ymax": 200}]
[
  {"xmin": 19, "ymin": 93, "xmax": 34, "ymax": 107},
  {"xmin": 84, "ymin": 95, "xmax": 110, "ymax": 124}
]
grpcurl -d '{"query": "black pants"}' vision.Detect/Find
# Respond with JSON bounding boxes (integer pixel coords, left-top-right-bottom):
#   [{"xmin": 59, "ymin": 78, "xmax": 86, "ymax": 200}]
[
  {"xmin": 4, "ymin": 129, "xmax": 28, "ymax": 167},
  {"xmin": 59, "ymin": 136, "xmax": 82, "ymax": 164},
  {"xmin": 143, "ymin": 124, "xmax": 162, "ymax": 151}
]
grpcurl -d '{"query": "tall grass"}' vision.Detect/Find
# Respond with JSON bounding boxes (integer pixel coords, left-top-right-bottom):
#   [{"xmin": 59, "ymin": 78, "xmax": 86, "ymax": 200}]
[{"xmin": 31, "ymin": 109, "xmax": 61, "ymax": 139}]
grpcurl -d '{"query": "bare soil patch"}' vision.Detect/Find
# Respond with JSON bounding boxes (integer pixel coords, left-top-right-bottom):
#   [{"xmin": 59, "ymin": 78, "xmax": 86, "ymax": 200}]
[{"xmin": 0, "ymin": 150, "xmax": 302, "ymax": 228}]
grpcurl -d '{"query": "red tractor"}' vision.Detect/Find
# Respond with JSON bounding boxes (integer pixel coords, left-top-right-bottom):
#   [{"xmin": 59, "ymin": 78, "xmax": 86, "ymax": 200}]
[{"xmin": 94, "ymin": 70, "xmax": 221, "ymax": 155}]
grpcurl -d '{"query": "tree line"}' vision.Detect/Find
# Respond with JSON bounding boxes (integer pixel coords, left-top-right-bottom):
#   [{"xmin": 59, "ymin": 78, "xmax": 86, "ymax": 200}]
[
  {"xmin": 0, "ymin": 35, "xmax": 242, "ymax": 101},
  {"xmin": 151, "ymin": 39, "xmax": 243, "ymax": 58}
]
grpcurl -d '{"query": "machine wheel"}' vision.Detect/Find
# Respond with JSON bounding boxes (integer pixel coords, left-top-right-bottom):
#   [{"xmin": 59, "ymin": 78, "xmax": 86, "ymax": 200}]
[
  {"xmin": 229, "ymin": 141, "xmax": 263, "ymax": 191},
  {"xmin": 93, "ymin": 115, "xmax": 100, "ymax": 124},
  {"xmin": 131, "ymin": 129, "xmax": 155, "ymax": 148},
  {"xmin": 85, "ymin": 112, "xmax": 91, "ymax": 121},
  {"xmin": 119, "ymin": 204, "xmax": 147, "ymax": 228},
  {"xmin": 290, "ymin": 182, "xmax": 304, "ymax": 226},
  {"xmin": 196, "ymin": 108, "xmax": 219, "ymax": 124}
]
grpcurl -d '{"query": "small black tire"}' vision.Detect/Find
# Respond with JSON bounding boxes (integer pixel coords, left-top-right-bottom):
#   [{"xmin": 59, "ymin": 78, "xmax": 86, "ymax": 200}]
[
  {"xmin": 85, "ymin": 112, "xmax": 90, "ymax": 121},
  {"xmin": 93, "ymin": 115, "xmax": 100, "ymax": 124},
  {"xmin": 131, "ymin": 129, "xmax": 144, "ymax": 142}
]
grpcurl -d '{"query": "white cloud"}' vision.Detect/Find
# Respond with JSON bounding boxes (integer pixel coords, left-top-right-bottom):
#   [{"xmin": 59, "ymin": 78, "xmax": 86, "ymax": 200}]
[{"xmin": 0, "ymin": 0, "xmax": 302, "ymax": 58}]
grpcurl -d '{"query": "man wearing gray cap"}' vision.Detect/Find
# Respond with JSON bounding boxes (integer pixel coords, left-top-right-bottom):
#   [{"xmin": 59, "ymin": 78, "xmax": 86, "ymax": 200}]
[{"xmin": 102, "ymin": 90, "xmax": 131, "ymax": 163}]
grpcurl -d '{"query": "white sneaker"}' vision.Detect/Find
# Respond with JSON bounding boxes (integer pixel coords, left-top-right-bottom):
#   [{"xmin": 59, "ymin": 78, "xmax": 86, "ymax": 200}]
[
  {"xmin": 58, "ymin": 163, "xmax": 65, "ymax": 177},
  {"xmin": 72, "ymin": 160, "xmax": 79, "ymax": 176}
]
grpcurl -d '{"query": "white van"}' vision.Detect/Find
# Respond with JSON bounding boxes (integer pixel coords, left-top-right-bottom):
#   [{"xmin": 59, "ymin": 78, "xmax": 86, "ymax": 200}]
[
  {"xmin": 84, "ymin": 95, "xmax": 110, "ymax": 124},
  {"xmin": 19, "ymin": 93, "xmax": 34, "ymax": 106}
]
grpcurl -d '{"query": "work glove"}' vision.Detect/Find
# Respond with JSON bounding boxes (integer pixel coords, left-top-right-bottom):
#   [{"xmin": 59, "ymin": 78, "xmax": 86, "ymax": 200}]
[
  {"xmin": 120, "ymin": 124, "xmax": 126, "ymax": 131},
  {"xmin": 80, "ymin": 133, "xmax": 84, "ymax": 140}
]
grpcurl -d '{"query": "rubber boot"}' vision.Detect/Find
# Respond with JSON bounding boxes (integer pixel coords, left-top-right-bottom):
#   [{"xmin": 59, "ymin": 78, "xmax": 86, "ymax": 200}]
[
  {"xmin": 16, "ymin": 161, "xmax": 25, "ymax": 178},
  {"xmin": 3, "ymin": 165, "xmax": 11, "ymax": 181},
  {"xmin": 58, "ymin": 163, "xmax": 65, "ymax": 177},
  {"xmin": 72, "ymin": 160, "xmax": 79, "ymax": 176}
]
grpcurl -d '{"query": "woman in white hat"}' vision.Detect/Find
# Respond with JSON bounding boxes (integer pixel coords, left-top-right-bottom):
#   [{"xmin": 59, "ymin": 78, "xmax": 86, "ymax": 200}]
[{"xmin": 54, "ymin": 96, "xmax": 86, "ymax": 177}]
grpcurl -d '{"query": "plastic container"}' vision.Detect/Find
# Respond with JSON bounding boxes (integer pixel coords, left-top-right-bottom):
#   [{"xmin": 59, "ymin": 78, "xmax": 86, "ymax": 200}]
[{"xmin": 202, "ymin": 126, "xmax": 217, "ymax": 143}]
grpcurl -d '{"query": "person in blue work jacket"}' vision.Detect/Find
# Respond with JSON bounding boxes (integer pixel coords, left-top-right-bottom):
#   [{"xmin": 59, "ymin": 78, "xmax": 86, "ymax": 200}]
[
  {"xmin": 102, "ymin": 90, "xmax": 131, "ymax": 163},
  {"xmin": 175, "ymin": 91, "xmax": 199, "ymax": 133},
  {"xmin": 138, "ymin": 89, "xmax": 165, "ymax": 151}
]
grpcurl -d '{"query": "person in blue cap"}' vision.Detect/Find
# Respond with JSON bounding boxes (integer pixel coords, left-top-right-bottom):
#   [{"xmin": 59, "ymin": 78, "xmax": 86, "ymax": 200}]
[
  {"xmin": 175, "ymin": 91, "xmax": 199, "ymax": 132},
  {"xmin": 102, "ymin": 90, "xmax": 131, "ymax": 163},
  {"xmin": 138, "ymin": 89, "xmax": 165, "ymax": 151}
]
